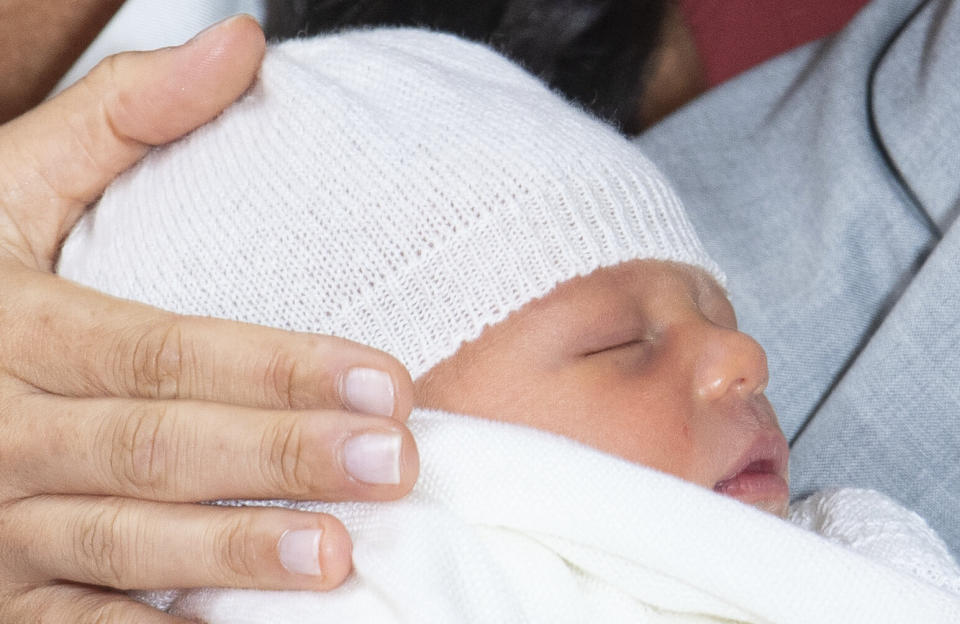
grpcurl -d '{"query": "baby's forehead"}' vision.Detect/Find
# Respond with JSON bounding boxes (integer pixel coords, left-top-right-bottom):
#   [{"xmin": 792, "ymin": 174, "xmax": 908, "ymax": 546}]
[
  {"xmin": 469, "ymin": 259, "xmax": 724, "ymax": 338},
  {"xmin": 519, "ymin": 260, "xmax": 719, "ymax": 312},
  {"xmin": 424, "ymin": 259, "xmax": 738, "ymax": 396}
]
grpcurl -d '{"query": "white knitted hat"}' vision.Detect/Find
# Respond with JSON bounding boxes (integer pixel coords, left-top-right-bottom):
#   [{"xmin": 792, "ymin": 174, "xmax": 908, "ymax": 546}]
[{"xmin": 59, "ymin": 28, "xmax": 724, "ymax": 379}]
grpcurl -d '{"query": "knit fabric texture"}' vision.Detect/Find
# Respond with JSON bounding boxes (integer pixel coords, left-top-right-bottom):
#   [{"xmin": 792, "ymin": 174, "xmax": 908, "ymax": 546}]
[
  {"xmin": 58, "ymin": 28, "xmax": 723, "ymax": 379},
  {"xmin": 789, "ymin": 488, "xmax": 960, "ymax": 596}
]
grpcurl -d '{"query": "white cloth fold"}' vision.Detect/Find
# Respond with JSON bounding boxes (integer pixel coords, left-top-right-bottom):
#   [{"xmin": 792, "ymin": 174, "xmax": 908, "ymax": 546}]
[{"xmin": 143, "ymin": 410, "xmax": 960, "ymax": 623}]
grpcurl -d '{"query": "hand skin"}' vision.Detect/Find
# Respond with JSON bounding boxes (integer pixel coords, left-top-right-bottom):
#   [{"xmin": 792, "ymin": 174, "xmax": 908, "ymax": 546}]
[{"xmin": 0, "ymin": 16, "xmax": 418, "ymax": 623}]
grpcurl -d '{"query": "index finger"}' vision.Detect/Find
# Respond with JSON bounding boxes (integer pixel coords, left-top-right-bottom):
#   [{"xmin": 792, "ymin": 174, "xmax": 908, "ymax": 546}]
[
  {"xmin": 9, "ymin": 270, "xmax": 413, "ymax": 417},
  {"xmin": 0, "ymin": 15, "xmax": 265, "ymax": 270}
]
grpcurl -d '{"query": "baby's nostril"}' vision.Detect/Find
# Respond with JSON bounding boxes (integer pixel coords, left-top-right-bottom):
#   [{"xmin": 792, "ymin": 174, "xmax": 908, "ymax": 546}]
[
  {"xmin": 743, "ymin": 460, "xmax": 774, "ymax": 474},
  {"xmin": 732, "ymin": 377, "xmax": 751, "ymax": 396}
]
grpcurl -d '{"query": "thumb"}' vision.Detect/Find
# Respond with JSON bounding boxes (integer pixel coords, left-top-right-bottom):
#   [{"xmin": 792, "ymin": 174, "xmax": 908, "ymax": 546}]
[{"xmin": 0, "ymin": 14, "xmax": 265, "ymax": 270}]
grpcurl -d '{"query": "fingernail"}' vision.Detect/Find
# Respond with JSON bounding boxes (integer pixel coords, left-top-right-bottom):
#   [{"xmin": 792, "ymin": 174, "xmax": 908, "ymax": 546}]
[
  {"xmin": 278, "ymin": 529, "xmax": 324, "ymax": 576},
  {"xmin": 187, "ymin": 14, "xmax": 244, "ymax": 44},
  {"xmin": 339, "ymin": 368, "xmax": 395, "ymax": 418},
  {"xmin": 343, "ymin": 432, "xmax": 403, "ymax": 485}
]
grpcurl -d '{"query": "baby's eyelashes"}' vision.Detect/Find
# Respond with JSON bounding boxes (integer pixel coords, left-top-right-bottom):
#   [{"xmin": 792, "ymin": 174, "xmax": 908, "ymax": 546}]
[{"xmin": 581, "ymin": 339, "xmax": 646, "ymax": 357}]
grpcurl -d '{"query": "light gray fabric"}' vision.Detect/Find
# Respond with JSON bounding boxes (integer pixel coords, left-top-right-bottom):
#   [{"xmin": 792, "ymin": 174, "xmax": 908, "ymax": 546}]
[
  {"xmin": 637, "ymin": 0, "xmax": 960, "ymax": 558},
  {"xmin": 54, "ymin": 0, "xmax": 267, "ymax": 95}
]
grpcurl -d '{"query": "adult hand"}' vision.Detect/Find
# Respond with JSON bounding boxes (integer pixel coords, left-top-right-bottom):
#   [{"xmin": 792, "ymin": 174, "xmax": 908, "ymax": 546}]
[{"xmin": 0, "ymin": 15, "xmax": 418, "ymax": 623}]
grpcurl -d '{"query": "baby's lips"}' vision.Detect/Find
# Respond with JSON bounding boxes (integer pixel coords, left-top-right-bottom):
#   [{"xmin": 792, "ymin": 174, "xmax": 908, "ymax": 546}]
[
  {"xmin": 714, "ymin": 470, "xmax": 790, "ymax": 513},
  {"xmin": 714, "ymin": 429, "xmax": 790, "ymax": 512}
]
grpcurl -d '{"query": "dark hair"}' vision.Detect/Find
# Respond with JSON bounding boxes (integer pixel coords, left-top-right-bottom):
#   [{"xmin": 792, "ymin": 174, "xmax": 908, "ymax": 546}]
[{"xmin": 265, "ymin": 0, "xmax": 668, "ymax": 133}]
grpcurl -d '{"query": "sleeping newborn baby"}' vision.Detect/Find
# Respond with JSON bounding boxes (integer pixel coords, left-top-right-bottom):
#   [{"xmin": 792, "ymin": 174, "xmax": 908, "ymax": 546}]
[
  {"xmin": 416, "ymin": 258, "xmax": 790, "ymax": 517},
  {"xmin": 59, "ymin": 28, "xmax": 960, "ymax": 623}
]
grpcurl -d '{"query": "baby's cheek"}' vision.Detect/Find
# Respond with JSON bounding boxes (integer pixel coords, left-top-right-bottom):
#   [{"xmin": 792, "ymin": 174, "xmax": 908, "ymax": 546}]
[{"xmin": 570, "ymin": 395, "xmax": 698, "ymax": 480}]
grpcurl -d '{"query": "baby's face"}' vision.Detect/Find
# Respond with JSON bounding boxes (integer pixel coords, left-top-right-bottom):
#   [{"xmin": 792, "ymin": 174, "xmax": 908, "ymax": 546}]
[{"xmin": 415, "ymin": 260, "xmax": 789, "ymax": 516}]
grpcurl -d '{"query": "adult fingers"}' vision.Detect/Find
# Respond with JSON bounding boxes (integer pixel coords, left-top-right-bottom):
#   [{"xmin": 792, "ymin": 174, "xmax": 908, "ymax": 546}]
[
  {"xmin": 0, "ymin": 584, "xmax": 192, "ymax": 624},
  {"xmin": 0, "ymin": 14, "xmax": 265, "ymax": 270},
  {"xmin": 0, "ymin": 496, "xmax": 353, "ymax": 592},
  {"xmin": 4, "ymin": 392, "xmax": 419, "ymax": 502},
  {"xmin": 6, "ymin": 270, "xmax": 414, "ymax": 418}
]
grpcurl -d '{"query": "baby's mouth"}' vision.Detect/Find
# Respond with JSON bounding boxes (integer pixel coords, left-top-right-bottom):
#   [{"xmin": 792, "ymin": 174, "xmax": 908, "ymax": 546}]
[{"xmin": 714, "ymin": 432, "xmax": 790, "ymax": 515}]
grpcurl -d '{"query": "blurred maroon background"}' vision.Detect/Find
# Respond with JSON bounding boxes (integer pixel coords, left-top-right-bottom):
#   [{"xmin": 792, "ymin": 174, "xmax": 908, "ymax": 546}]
[{"xmin": 679, "ymin": 0, "xmax": 871, "ymax": 85}]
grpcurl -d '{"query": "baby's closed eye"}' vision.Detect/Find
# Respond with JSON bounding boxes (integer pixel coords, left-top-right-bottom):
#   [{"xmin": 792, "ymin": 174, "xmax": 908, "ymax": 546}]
[{"xmin": 582, "ymin": 338, "xmax": 647, "ymax": 357}]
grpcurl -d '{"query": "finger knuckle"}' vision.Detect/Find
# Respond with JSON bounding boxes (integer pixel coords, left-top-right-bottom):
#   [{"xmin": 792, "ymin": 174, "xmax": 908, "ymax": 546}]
[
  {"xmin": 261, "ymin": 344, "xmax": 304, "ymax": 409},
  {"xmin": 107, "ymin": 404, "xmax": 172, "ymax": 496},
  {"xmin": 0, "ymin": 385, "xmax": 12, "ymax": 421},
  {"xmin": 0, "ymin": 588, "xmax": 63, "ymax": 624},
  {"xmin": 72, "ymin": 55, "xmax": 134, "ymax": 178},
  {"xmin": 212, "ymin": 517, "xmax": 259, "ymax": 584},
  {"xmin": 0, "ymin": 392, "xmax": 19, "ymax": 474},
  {"xmin": 3, "ymin": 585, "xmax": 127, "ymax": 624},
  {"xmin": 73, "ymin": 500, "xmax": 132, "ymax": 589},
  {"xmin": 125, "ymin": 318, "xmax": 191, "ymax": 399},
  {"xmin": 88, "ymin": 52, "xmax": 134, "ymax": 126},
  {"xmin": 90, "ymin": 52, "xmax": 122, "ymax": 88},
  {"xmin": 74, "ymin": 597, "xmax": 131, "ymax": 624},
  {"xmin": 261, "ymin": 416, "xmax": 312, "ymax": 497}
]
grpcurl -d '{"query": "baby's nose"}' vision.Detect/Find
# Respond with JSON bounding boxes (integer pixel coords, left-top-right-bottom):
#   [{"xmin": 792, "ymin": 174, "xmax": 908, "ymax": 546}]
[{"xmin": 693, "ymin": 325, "xmax": 769, "ymax": 403}]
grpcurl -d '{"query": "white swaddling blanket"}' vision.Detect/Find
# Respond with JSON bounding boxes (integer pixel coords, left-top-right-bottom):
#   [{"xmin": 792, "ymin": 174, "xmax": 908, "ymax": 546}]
[{"xmin": 142, "ymin": 409, "xmax": 960, "ymax": 623}]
